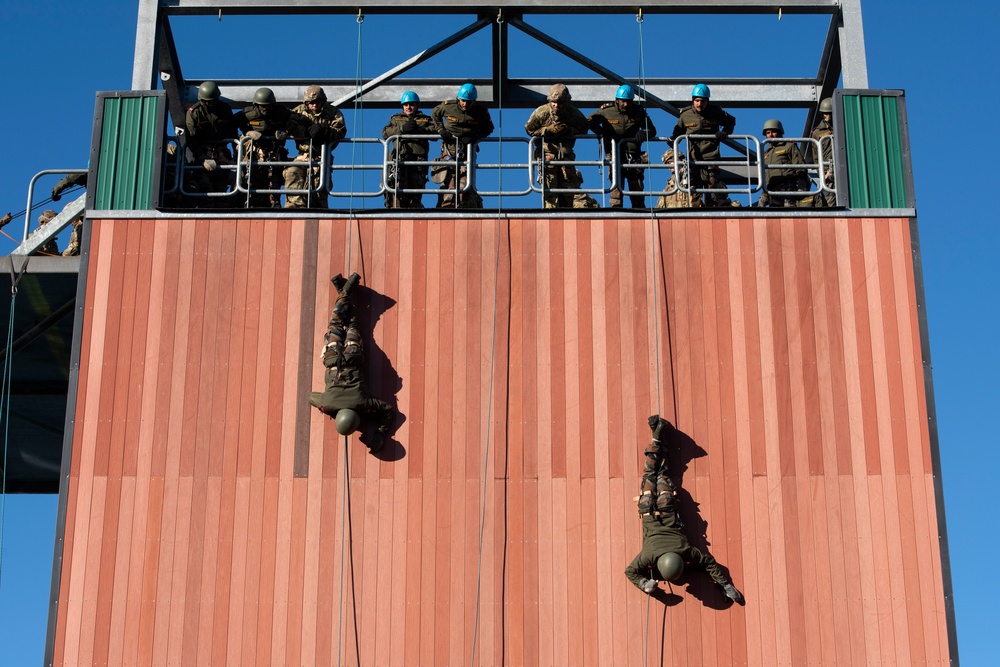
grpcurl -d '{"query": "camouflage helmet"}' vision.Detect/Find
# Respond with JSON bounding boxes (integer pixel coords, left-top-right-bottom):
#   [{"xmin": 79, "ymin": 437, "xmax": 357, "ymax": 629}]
[
  {"xmin": 656, "ymin": 551, "xmax": 684, "ymax": 582},
  {"xmin": 819, "ymin": 97, "xmax": 833, "ymax": 114},
  {"xmin": 198, "ymin": 81, "xmax": 221, "ymax": 101},
  {"xmin": 38, "ymin": 210, "xmax": 58, "ymax": 224},
  {"xmin": 253, "ymin": 87, "xmax": 276, "ymax": 105},
  {"xmin": 762, "ymin": 118, "xmax": 784, "ymax": 134},
  {"xmin": 304, "ymin": 85, "xmax": 327, "ymax": 105},
  {"xmin": 547, "ymin": 83, "xmax": 571, "ymax": 102},
  {"xmin": 662, "ymin": 149, "xmax": 686, "ymax": 165},
  {"xmin": 335, "ymin": 408, "xmax": 361, "ymax": 435}
]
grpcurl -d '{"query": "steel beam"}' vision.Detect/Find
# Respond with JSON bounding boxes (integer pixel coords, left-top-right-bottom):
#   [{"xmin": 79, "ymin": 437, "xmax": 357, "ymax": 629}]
[{"xmin": 132, "ymin": 0, "xmax": 161, "ymax": 89}]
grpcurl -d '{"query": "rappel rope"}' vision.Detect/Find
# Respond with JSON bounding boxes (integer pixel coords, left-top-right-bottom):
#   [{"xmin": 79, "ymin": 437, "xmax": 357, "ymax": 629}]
[
  {"xmin": 470, "ymin": 11, "xmax": 509, "ymax": 667},
  {"xmin": 336, "ymin": 14, "xmax": 366, "ymax": 667},
  {"xmin": 0, "ymin": 262, "xmax": 28, "ymax": 593},
  {"xmin": 637, "ymin": 10, "xmax": 681, "ymax": 661}
]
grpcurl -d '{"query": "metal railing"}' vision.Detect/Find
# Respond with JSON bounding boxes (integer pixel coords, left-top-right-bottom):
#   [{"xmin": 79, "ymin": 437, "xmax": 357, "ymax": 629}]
[{"xmin": 158, "ymin": 132, "xmax": 839, "ymax": 208}]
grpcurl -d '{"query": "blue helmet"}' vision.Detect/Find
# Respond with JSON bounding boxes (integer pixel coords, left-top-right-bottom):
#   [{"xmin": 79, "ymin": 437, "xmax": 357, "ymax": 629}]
[
  {"xmin": 615, "ymin": 84, "xmax": 635, "ymax": 101},
  {"xmin": 400, "ymin": 91, "xmax": 420, "ymax": 105},
  {"xmin": 457, "ymin": 83, "xmax": 478, "ymax": 101},
  {"xmin": 691, "ymin": 83, "xmax": 711, "ymax": 99}
]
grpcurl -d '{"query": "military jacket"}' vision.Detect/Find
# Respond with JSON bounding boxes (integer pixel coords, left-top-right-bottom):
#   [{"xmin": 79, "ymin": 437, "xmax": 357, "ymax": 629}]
[
  {"xmin": 185, "ymin": 100, "xmax": 239, "ymax": 158},
  {"xmin": 806, "ymin": 118, "xmax": 834, "ymax": 167},
  {"xmin": 382, "ymin": 111, "xmax": 436, "ymax": 158},
  {"xmin": 670, "ymin": 104, "xmax": 736, "ymax": 161},
  {"xmin": 524, "ymin": 103, "xmax": 589, "ymax": 157},
  {"xmin": 291, "ymin": 102, "xmax": 346, "ymax": 156},
  {"xmin": 763, "ymin": 140, "xmax": 807, "ymax": 182},
  {"xmin": 236, "ymin": 104, "xmax": 312, "ymax": 140},
  {"xmin": 431, "ymin": 100, "xmax": 495, "ymax": 143},
  {"xmin": 624, "ymin": 513, "xmax": 691, "ymax": 590}
]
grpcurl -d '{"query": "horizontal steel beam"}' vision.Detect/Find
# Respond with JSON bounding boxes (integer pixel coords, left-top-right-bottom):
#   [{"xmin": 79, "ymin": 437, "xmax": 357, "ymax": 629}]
[
  {"xmin": 185, "ymin": 81, "xmax": 824, "ymax": 108},
  {"xmin": 157, "ymin": 0, "xmax": 840, "ymax": 15}
]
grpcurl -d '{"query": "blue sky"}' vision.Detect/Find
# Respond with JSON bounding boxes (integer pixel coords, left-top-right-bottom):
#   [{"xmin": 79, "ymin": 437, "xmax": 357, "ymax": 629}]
[{"xmin": 0, "ymin": 0, "xmax": 997, "ymax": 663}]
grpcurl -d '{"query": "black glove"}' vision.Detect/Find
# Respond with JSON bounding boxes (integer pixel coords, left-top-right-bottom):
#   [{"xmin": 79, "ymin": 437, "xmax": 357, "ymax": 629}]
[
  {"xmin": 274, "ymin": 130, "xmax": 289, "ymax": 141},
  {"xmin": 721, "ymin": 582, "xmax": 745, "ymax": 606},
  {"xmin": 307, "ymin": 123, "xmax": 326, "ymax": 139},
  {"xmin": 634, "ymin": 129, "xmax": 647, "ymax": 144},
  {"xmin": 716, "ymin": 130, "xmax": 728, "ymax": 141},
  {"xmin": 51, "ymin": 176, "xmax": 72, "ymax": 201},
  {"xmin": 402, "ymin": 119, "xmax": 419, "ymax": 133},
  {"xmin": 439, "ymin": 128, "xmax": 455, "ymax": 142}
]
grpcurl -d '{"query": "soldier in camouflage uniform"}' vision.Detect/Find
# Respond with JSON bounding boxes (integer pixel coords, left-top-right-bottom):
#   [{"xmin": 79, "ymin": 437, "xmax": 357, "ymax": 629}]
[
  {"xmin": 524, "ymin": 83, "xmax": 598, "ymax": 209},
  {"xmin": 431, "ymin": 83, "xmax": 494, "ymax": 209},
  {"xmin": 51, "ymin": 171, "xmax": 89, "ymax": 254},
  {"xmin": 758, "ymin": 119, "xmax": 811, "ymax": 208},
  {"xmin": 308, "ymin": 272, "xmax": 395, "ymax": 454},
  {"xmin": 185, "ymin": 81, "xmax": 239, "ymax": 207},
  {"xmin": 669, "ymin": 84, "xmax": 736, "ymax": 208},
  {"xmin": 625, "ymin": 415, "xmax": 745, "ymax": 605},
  {"xmin": 588, "ymin": 83, "xmax": 656, "ymax": 208},
  {"xmin": 30, "ymin": 210, "xmax": 61, "ymax": 256},
  {"xmin": 381, "ymin": 91, "xmax": 436, "ymax": 208},
  {"xmin": 805, "ymin": 97, "xmax": 836, "ymax": 207},
  {"xmin": 656, "ymin": 149, "xmax": 692, "ymax": 209},
  {"xmin": 284, "ymin": 85, "xmax": 346, "ymax": 209},
  {"xmin": 235, "ymin": 87, "xmax": 318, "ymax": 208}
]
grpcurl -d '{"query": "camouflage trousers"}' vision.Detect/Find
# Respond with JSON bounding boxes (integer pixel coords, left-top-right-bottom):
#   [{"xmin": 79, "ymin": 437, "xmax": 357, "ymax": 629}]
[
  {"xmin": 637, "ymin": 439, "xmax": 677, "ymax": 516},
  {"xmin": 540, "ymin": 159, "xmax": 598, "ymax": 209},
  {"xmin": 284, "ymin": 153, "xmax": 328, "ymax": 209},
  {"xmin": 433, "ymin": 147, "xmax": 482, "ymax": 209},
  {"xmin": 241, "ymin": 143, "xmax": 286, "ymax": 208},
  {"xmin": 758, "ymin": 176, "xmax": 812, "ymax": 208}
]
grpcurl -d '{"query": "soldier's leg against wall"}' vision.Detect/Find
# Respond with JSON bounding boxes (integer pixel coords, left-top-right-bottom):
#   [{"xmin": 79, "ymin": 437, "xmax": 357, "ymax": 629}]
[
  {"xmin": 342, "ymin": 320, "xmax": 364, "ymax": 368},
  {"xmin": 638, "ymin": 440, "xmax": 663, "ymax": 514}
]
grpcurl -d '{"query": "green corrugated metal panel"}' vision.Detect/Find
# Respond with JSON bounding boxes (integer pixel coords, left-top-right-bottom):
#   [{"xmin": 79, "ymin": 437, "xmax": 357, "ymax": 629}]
[
  {"xmin": 843, "ymin": 93, "xmax": 907, "ymax": 208},
  {"xmin": 94, "ymin": 96, "xmax": 159, "ymax": 210}
]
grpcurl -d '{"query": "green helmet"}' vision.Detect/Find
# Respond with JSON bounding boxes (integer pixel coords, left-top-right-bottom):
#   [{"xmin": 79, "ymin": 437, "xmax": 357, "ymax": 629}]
[
  {"xmin": 254, "ymin": 87, "xmax": 276, "ymax": 105},
  {"xmin": 762, "ymin": 118, "xmax": 784, "ymax": 134},
  {"xmin": 198, "ymin": 81, "xmax": 221, "ymax": 101},
  {"xmin": 819, "ymin": 97, "xmax": 833, "ymax": 114},
  {"xmin": 656, "ymin": 552, "xmax": 684, "ymax": 582},
  {"xmin": 335, "ymin": 409, "xmax": 361, "ymax": 435},
  {"xmin": 304, "ymin": 85, "xmax": 327, "ymax": 105}
]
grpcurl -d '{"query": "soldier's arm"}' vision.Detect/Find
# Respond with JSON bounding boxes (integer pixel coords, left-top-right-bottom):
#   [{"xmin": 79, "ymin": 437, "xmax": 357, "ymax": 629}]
[
  {"xmin": 478, "ymin": 107, "xmax": 495, "ymax": 139},
  {"xmin": 587, "ymin": 109, "xmax": 606, "ymax": 135},
  {"xmin": 431, "ymin": 104, "xmax": 446, "ymax": 134},
  {"xmin": 382, "ymin": 116, "xmax": 401, "ymax": 140},
  {"xmin": 328, "ymin": 107, "xmax": 347, "ymax": 143},
  {"xmin": 565, "ymin": 106, "xmax": 590, "ymax": 136},
  {"xmin": 524, "ymin": 108, "xmax": 546, "ymax": 136},
  {"xmin": 722, "ymin": 110, "xmax": 736, "ymax": 135}
]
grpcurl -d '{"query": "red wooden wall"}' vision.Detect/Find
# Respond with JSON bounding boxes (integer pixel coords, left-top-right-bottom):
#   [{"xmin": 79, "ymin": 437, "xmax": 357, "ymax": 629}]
[{"xmin": 50, "ymin": 215, "xmax": 951, "ymax": 666}]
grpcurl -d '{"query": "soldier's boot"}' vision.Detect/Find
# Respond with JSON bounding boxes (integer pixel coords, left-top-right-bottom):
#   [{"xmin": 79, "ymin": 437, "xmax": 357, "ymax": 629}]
[
  {"xmin": 331, "ymin": 274, "xmax": 346, "ymax": 292},
  {"xmin": 609, "ymin": 187, "xmax": 623, "ymax": 208},
  {"xmin": 341, "ymin": 272, "xmax": 360, "ymax": 296}
]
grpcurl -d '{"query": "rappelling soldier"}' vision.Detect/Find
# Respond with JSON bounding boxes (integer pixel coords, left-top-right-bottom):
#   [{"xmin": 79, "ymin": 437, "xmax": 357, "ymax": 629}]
[
  {"xmin": 625, "ymin": 415, "xmax": 746, "ymax": 605},
  {"xmin": 588, "ymin": 83, "xmax": 657, "ymax": 208},
  {"xmin": 382, "ymin": 91, "xmax": 436, "ymax": 208},
  {"xmin": 524, "ymin": 83, "xmax": 598, "ymax": 209},
  {"xmin": 669, "ymin": 84, "xmax": 736, "ymax": 207},
  {"xmin": 431, "ymin": 83, "xmax": 494, "ymax": 209},
  {"xmin": 308, "ymin": 272, "xmax": 395, "ymax": 453},
  {"xmin": 284, "ymin": 85, "xmax": 346, "ymax": 209}
]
